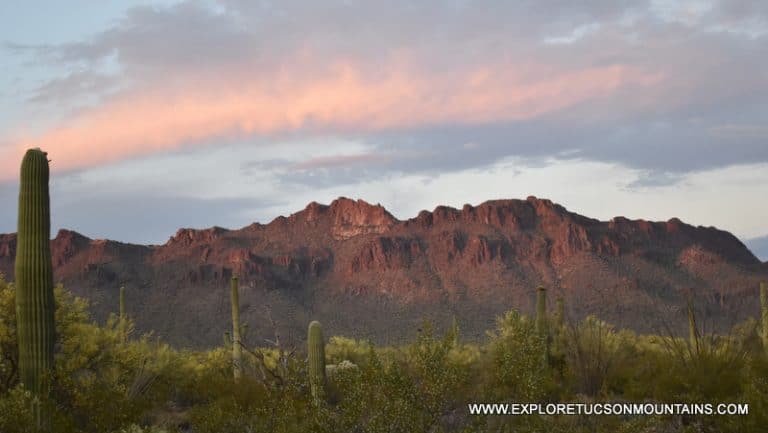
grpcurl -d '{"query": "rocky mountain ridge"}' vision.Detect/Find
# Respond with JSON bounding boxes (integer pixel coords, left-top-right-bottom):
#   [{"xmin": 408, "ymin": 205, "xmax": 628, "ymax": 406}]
[{"xmin": 0, "ymin": 196, "xmax": 765, "ymax": 348}]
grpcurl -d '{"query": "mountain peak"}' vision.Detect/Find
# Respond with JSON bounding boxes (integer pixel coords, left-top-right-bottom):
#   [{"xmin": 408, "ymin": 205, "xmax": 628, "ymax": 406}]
[
  {"xmin": 167, "ymin": 226, "xmax": 229, "ymax": 246},
  {"xmin": 54, "ymin": 228, "xmax": 91, "ymax": 242},
  {"xmin": 325, "ymin": 197, "xmax": 397, "ymax": 239}
]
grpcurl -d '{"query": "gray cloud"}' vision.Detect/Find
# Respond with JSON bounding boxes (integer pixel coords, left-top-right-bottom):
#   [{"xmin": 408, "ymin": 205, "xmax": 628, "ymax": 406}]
[
  {"xmin": 706, "ymin": 0, "xmax": 768, "ymax": 30},
  {"xmin": 47, "ymin": 2, "xmax": 253, "ymax": 74},
  {"xmin": 13, "ymin": 0, "xmax": 655, "ymax": 85},
  {"xmin": 27, "ymin": 70, "xmax": 121, "ymax": 103}
]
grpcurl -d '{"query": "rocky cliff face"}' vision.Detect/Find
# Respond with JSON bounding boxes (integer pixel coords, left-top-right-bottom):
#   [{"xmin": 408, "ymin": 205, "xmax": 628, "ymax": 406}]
[{"xmin": 0, "ymin": 196, "xmax": 765, "ymax": 348}]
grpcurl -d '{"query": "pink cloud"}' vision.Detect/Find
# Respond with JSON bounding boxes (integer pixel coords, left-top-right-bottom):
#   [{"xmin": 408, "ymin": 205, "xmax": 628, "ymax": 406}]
[{"xmin": 2, "ymin": 58, "xmax": 662, "ymax": 179}]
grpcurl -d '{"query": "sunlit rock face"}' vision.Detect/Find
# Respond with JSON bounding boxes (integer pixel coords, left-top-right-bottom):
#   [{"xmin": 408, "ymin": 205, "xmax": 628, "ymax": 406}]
[{"xmin": 0, "ymin": 196, "xmax": 764, "ymax": 348}]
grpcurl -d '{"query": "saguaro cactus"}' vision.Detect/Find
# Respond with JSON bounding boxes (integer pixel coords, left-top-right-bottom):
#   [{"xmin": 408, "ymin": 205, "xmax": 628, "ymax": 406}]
[
  {"xmin": 449, "ymin": 315, "xmax": 460, "ymax": 348},
  {"xmin": 555, "ymin": 295, "xmax": 565, "ymax": 330},
  {"xmin": 230, "ymin": 276, "xmax": 242, "ymax": 382},
  {"xmin": 15, "ymin": 148, "xmax": 56, "ymax": 427},
  {"xmin": 119, "ymin": 286, "xmax": 126, "ymax": 319},
  {"xmin": 535, "ymin": 286, "xmax": 547, "ymax": 336},
  {"xmin": 308, "ymin": 320, "xmax": 326, "ymax": 406},
  {"xmin": 535, "ymin": 286, "xmax": 549, "ymax": 366},
  {"xmin": 552, "ymin": 295, "xmax": 565, "ymax": 356},
  {"xmin": 119, "ymin": 286, "xmax": 127, "ymax": 343},
  {"xmin": 687, "ymin": 297, "xmax": 700, "ymax": 356},
  {"xmin": 760, "ymin": 282, "xmax": 767, "ymax": 355}
]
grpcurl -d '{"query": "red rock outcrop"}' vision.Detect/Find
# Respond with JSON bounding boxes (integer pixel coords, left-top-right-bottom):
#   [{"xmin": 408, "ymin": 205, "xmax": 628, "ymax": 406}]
[{"xmin": 329, "ymin": 198, "xmax": 396, "ymax": 240}]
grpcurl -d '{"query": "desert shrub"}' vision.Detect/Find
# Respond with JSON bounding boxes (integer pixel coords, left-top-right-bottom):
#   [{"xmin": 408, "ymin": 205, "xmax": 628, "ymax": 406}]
[
  {"xmin": 649, "ymin": 331, "xmax": 747, "ymax": 404},
  {"xmin": 484, "ymin": 310, "xmax": 555, "ymax": 402},
  {"xmin": 0, "ymin": 386, "xmax": 38, "ymax": 432},
  {"xmin": 724, "ymin": 356, "xmax": 768, "ymax": 433},
  {"xmin": 0, "ymin": 277, "xmax": 180, "ymax": 432},
  {"xmin": 53, "ymin": 294, "xmax": 182, "ymax": 432},
  {"xmin": 0, "ymin": 275, "xmax": 19, "ymax": 394},
  {"xmin": 187, "ymin": 356, "xmax": 314, "ymax": 433},
  {"xmin": 562, "ymin": 316, "xmax": 638, "ymax": 397},
  {"xmin": 185, "ymin": 329, "xmax": 323, "ymax": 433},
  {"xmin": 309, "ymin": 323, "xmax": 466, "ymax": 433},
  {"xmin": 325, "ymin": 335, "xmax": 373, "ymax": 366}
]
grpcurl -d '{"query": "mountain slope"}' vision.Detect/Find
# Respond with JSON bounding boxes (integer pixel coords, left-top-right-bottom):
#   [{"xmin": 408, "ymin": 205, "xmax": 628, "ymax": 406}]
[{"xmin": 0, "ymin": 196, "xmax": 765, "ymax": 348}]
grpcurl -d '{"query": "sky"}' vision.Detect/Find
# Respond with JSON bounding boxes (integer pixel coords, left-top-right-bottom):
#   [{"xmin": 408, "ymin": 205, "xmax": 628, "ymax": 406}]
[{"xmin": 0, "ymin": 0, "xmax": 766, "ymax": 259}]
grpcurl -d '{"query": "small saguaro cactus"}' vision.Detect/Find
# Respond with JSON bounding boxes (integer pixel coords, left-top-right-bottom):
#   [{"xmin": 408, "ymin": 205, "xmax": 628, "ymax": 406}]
[
  {"xmin": 119, "ymin": 286, "xmax": 126, "ymax": 319},
  {"xmin": 687, "ymin": 296, "xmax": 700, "ymax": 356},
  {"xmin": 308, "ymin": 320, "xmax": 326, "ymax": 406},
  {"xmin": 119, "ymin": 286, "xmax": 127, "ymax": 343},
  {"xmin": 535, "ymin": 285, "xmax": 550, "ymax": 367},
  {"xmin": 535, "ymin": 285, "xmax": 547, "ymax": 336},
  {"xmin": 555, "ymin": 295, "xmax": 565, "ymax": 330},
  {"xmin": 230, "ymin": 276, "xmax": 242, "ymax": 382},
  {"xmin": 15, "ymin": 148, "xmax": 56, "ymax": 428},
  {"xmin": 760, "ymin": 282, "xmax": 767, "ymax": 355},
  {"xmin": 449, "ymin": 315, "xmax": 460, "ymax": 348}
]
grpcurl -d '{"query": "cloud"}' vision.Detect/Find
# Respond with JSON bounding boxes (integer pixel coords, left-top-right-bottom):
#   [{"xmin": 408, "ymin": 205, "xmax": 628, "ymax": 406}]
[
  {"xmin": 543, "ymin": 23, "xmax": 602, "ymax": 44},
  {"xmin": 705, "ymin": 0, "xmax": 768, "ymax": 36},
  {"xmin": 28, "ymin": 2, "xmax": 254, "ymax": 74},
  {"xmin": 2, "ymin": 59, "xmax": 660, "ymax": 179},
  {"xmin": 291, "ymin": 153, "xmax": 391, "ymax": 171},
  {"xmin": 26, "ymin": 70, "xmax": 121, "ymax": 103},
  {"xmin": 624, "ymin": 170, "xmax": 687, "ymax": 189},
  {"xmin": 2, "ymin": 0, "xmax": 768, "ymax": 183}
]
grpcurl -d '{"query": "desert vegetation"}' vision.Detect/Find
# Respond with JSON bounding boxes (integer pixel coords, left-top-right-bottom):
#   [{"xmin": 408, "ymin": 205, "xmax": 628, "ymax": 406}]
[
  {"xmin": 1, "ymin": 273, "xmax": 768, "ymax": 432},
  {"xmin": 1, "ymin": 149, "xmax": 767, "ymax": 432}
]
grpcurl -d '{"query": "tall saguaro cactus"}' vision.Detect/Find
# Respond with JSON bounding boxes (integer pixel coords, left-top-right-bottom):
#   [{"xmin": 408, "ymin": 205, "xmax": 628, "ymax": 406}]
[
  {"xmin": 15, "ymin": 148, "xmax": 56, "ymax": 427},
  {"xmin": 230, "ymin": 276, "xmax": 242, "ymax": 382},
  {"xmin": 308, "ymin": 320, "xmax": 326, "ymax": 406},
  {"xmin": 119, "ymin": 286, "xmax": 127, "ymax": 343},
  {"xmin": 760, "ymin": 282, "xmax": 767, "ymax": 355}
]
